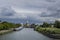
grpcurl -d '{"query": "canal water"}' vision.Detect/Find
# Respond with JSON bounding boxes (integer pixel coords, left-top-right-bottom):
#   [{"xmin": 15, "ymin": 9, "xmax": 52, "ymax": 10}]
[{"xmin": 0, "ymin": 28, "xmax": 59, "ymax": 40}]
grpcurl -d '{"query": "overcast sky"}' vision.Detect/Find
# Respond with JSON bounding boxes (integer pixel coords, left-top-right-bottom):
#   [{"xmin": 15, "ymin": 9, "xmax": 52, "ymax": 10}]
[{"xmin": 0, "ymin": 0, "xmax": 60, "ymax": 24}]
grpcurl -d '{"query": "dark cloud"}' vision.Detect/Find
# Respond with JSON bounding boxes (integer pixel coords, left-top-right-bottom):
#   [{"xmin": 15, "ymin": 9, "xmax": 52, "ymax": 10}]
[
  {"xmin": 0, "ymin": 0, "xmax": 60, "ymax": 24},
  {"xmin": 46, "ymin": 0, "xmax": 56, "ymax": 2},
  {"xmin": 0, "ymin": 7, "xmax": 15, "ymax": 16}
]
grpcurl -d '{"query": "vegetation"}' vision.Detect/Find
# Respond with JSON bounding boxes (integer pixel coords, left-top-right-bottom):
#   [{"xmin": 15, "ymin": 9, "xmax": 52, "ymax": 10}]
[
  {"xmin": 35, "ymin": 27, "xmax": 60, "ymax": 34},
  {"xmin": 54, "ymin": 20, "xmax": 60, "ymax": 28},
  {"xmin": 30, "ymin": 24, "xmax": 36, "ymax": 28},
  {"xmin": 34, "ymin": 20, "xmax": 60, "ymax": 38},
  {"xmin": 37, "ymin": 20, "xmax": 60, "ymax": 28},
  {"xmin": 0, "ymin": 21, "xmax": 21, "ymax": 30},
  {"xmin": 41, "ymin": 22, "xmax": 51, "ymax": 27}
]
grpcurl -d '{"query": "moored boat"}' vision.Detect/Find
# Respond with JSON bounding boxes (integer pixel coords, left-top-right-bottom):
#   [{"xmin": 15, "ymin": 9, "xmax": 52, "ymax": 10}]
[{"xmin": 13, "ymin": 27, "xmax": 23, "ymax": 31}]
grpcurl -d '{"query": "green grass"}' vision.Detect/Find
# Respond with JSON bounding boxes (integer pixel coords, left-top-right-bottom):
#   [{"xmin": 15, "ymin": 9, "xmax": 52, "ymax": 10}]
[
  {"xmin": 35, "ymin": 27, "xmax": 60, "ymax": 34},
  {"xmin": 0, "ymin": 21, "xmax": 21, "ymax": 30}
]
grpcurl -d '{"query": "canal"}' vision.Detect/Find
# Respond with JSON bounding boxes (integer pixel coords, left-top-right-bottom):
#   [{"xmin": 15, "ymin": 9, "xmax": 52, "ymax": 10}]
[{"xmin": 0, "ymin": 28, "xmax": 59, "ymax": 40}]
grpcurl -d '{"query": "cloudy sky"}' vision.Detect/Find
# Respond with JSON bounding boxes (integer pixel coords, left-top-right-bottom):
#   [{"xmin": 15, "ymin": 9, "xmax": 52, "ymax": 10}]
[{"xmin": 0, "ymin": 0, "xmax": 60, "ymax": 24}]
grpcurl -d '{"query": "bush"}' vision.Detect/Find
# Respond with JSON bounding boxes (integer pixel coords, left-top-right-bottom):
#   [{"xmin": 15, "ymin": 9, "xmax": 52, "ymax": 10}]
[{"xmin": 0, "ymin": 21, "xmax": 21, "ymax": 30}]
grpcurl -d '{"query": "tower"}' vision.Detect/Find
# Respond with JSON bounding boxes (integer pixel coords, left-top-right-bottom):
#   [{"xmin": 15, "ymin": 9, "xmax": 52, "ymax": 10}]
[
  {"xmin": 25, "ymin": 20, "xmax": 30, "ymax": 28},
  {"xmin": 21, "ymin": 23, "xmax": 23, "ymax": 27}
]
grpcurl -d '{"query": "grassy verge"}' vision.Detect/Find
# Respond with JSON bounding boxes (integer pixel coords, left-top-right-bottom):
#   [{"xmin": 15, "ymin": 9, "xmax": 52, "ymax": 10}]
[
  {"xmin": 0, "ymin": 21, "xmax": 21, "ymax": 35},
  {"xmin": 34, "ymin": 27, "xmax": 60, "ymax": 39},
  {"xmin": 0, "ymin": 29, "xmax": 13, "ymax": 35}
]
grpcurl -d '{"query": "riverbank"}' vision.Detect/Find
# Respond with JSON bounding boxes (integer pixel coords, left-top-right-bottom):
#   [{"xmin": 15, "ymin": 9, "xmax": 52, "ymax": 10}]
[
  {"xmin": 0, "ymin": 29, "xmax": 13, "ymax": 35},
  {"xmin": 34, "ymin": 27, "xmax": 60, "ymax": 39},
  {"xmin": 0, "ymin": 27, "xmax": 24, "ymax": 35},
  {"xmin": 0, "ymin": 21, "xmax": 22, "ymax": 35}
]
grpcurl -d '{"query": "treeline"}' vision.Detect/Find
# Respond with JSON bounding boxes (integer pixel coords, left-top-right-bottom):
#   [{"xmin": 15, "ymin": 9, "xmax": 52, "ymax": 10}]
[
  {"xmin": 23, "ymin": 20, "xmax": 60, "ymax": 28},
  {"xmin": 26, "ymin": 20, "xmax": 60, "ymax": 28},
  {"xmin": 0, "ymin": 21, "xmax": 21, "ymax": 30},
  {"xmin": 31, "ymin": 20, "xmax": 60, "ymax": 28},
  {"xmin": 34, "ymin": 20, "xmax": 60, "ymax": 35},
  {"xmin": 39, "ymin": 20, "xmax": 60, "ymax": 28}
]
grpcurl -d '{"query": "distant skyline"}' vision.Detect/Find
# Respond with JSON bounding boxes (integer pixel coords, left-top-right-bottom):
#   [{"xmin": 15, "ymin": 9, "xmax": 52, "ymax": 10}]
[{"xmin": 0, "ymin": 0, "xmax": 60, "ymax": 24}]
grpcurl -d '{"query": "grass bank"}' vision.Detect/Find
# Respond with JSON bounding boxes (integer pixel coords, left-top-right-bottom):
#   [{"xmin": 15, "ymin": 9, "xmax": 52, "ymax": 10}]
[
  {"xmin": 0, "ymin": 21, "xmax": 21, "ymax": 35},
  {"xmin": 0, "ymin": 29, "xmax": 13, "ymax": 35},
  {"xmin": 34, "ymin": 27, "xmax": 60, "ymax": 39}
]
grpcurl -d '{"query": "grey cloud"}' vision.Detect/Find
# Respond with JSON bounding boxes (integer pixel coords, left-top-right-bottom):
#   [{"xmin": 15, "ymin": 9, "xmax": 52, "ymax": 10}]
[
  {"xmin": 0, "ymin": 7, "xmax": 15, "ymax": 16},
  {"xmin": 0, "ymin": 0, "xmax": 60, "ymax": 23},
  {"xmin": 46, "ymin": 0, "xmax": 56, "ymax": 2}
]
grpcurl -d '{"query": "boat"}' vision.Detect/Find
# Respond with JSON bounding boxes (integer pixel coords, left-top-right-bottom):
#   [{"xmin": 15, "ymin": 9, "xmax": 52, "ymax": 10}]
[{"xmin": 13, "ymin": 27, "xmax": 23, "ymax": 31}]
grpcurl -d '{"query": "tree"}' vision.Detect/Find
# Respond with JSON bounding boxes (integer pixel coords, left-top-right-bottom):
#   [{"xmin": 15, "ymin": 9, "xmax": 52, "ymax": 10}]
[
  {"xmin": 30, "ymin": 24, "xmax": 36, "ymax": 28},
  {"xmin": 15, "ymin": 24, "xmax": 21, "ymax": 28},
  {"xmin": 42, "ymin": 22, "xmax": 51, "ymax": 27},
  {"xmin": 54, "ymin": 20, "xmax": 60, "ymax": 28}
]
